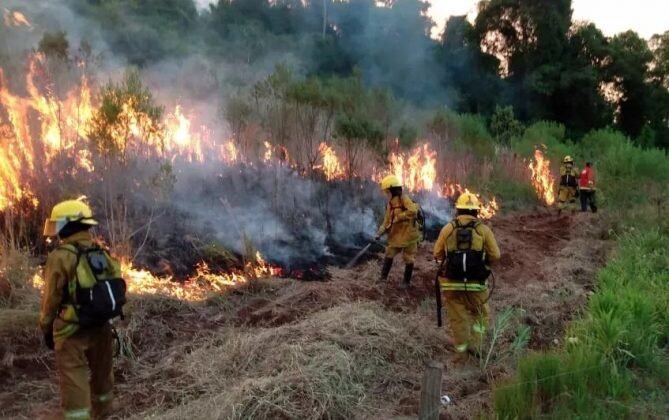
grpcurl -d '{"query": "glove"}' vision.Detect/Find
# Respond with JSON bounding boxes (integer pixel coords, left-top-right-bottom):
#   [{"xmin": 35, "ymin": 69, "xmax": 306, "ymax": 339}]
[{"xmin": 43, "ymin": 331, "xmax": 54, "ymax": 350}]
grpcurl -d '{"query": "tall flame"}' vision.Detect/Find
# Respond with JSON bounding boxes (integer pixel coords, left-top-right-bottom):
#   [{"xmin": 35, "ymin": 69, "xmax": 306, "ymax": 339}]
[
  {"xmin": 3, "ymin": 9, "xmax": 32, "ymax": 29},
  {"xmin": 528, "ymin": 149, "xmax": 556, "ymax": 206},
  {"xmin": 387, "ymin": 143, "xmax": 437, "ymax": 192},
  {"xmin": 318, "ymin": 142, "xmax": 345, "ymax": 181}
]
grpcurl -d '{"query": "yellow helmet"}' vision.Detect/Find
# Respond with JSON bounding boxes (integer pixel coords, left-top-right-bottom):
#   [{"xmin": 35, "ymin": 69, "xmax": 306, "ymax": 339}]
[
  {"xmin": 380, "ymin": 175, "xmax": 402, "ymax": 190},
  {"xmin": 455, "ymin": 192, "xmax": 481, "ymax": 211},
  {"xmin": 563, "ymin": 155, "xmax": 573, "ymax": 164},
  {"xmin": 43, "ymin": 199, "xmax": 98, "ymax": 237}
]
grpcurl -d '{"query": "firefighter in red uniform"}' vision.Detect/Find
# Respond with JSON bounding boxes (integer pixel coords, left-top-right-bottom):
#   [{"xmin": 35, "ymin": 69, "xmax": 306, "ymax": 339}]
[{"xmin": 579, "ymin": 162, "xmax": 597, "ymax": 213}]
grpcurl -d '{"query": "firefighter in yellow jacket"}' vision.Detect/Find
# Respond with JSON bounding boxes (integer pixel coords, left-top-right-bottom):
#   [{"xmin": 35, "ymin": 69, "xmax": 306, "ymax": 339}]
[
  {"xmin": 557, "ymin": 155, "xmax": 580, "ymax": 212},
  {"xmin": 433, "ymin": 192, "xmax": 500, "ymax": 363},
  {"xmin": 376, "ymin": 175, "xmax": 421, "ymax": 289},
  {"xmin": 40, "ymin": 200, "xmax": 118, "ymax": 419}
]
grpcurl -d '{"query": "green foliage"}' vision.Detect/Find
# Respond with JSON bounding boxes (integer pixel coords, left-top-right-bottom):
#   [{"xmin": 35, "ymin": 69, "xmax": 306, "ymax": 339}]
[
  {"xmin": 495, "ymin": 229, "xmax": 669, "ymax": 419},
  {"xmin": 490, "ymin": 105, "xmax": 524, "ymax": 146},
  {"xmin": 37, "ymin": 31, "xmax": 70, "ymax": 59},
  {"xmin": 397, "ymin": 123, "xmax": 418, "ymax": 148},
  {"xmin": 88, "ymin": 69, "xmax": 164, "ymax": 159},
  {"xmin": 59, "ymin": 0, "xmax": 669, "ymax": 148},
  {"xmin": 579, "ymin": 129, "xmax": 669, "ymax": 209},
  {"xmin": 511, "ymin": 121, "xmax": 572, "ymax": 162},
  {"xmin": 475, "ymin": 307, "xmax": 531, "ymax": 371},
  {"xmin": 430, "ymin": 110, "xmax": 495, "ymax": 159},
  {"xmin": 608, "ymin": 31, "xmax": 655, "ymax": 138}
]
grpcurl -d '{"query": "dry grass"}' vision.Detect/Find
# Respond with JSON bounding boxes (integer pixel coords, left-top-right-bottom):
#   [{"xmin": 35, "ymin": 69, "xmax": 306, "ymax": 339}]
[
  {"xmin": 0, "ymin": 243, "xmax": 40, "ymax": 310},
  {"xmin": 133, "ymin": 302, "xmax": 448, "ymax": 419}
]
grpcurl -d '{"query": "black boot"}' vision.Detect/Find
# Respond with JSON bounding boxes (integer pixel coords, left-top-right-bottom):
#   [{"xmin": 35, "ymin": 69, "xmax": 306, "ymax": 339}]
[
  {"xmin": 399, "ymin": 263, "xmax": 414, "ymax": 289},
  {"xmin": 379, "ymin": 258, "xmax": 393, "ymax": 282}
]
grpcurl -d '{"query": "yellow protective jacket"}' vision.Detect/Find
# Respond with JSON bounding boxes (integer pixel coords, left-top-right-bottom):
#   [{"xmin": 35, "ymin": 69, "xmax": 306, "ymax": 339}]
[
  {"xmin": 377, "ymin": 195, "xmax": 421, "ymax": 248},
  {"xmin": 433, "ymin": 215, "xmax": 500, "ymax": 292},
  {"xmin": 39, "ymin": 231, "xmax": 122, "ymax": 340},
  {"xmin": 559, "ymin": 164, "xmax": 580, "ymax": 187}
]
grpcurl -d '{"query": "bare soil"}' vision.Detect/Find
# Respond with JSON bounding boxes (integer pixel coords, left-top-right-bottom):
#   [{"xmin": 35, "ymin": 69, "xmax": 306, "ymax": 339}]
[{"xmin": 0, "ymin": 210, "xmax": 612, "ymax": 419}]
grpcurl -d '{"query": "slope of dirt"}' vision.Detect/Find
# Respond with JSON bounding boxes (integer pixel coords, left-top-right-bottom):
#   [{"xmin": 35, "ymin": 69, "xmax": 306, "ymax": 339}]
[{"xmin": 0, "ymin": 210, "xmax": 612, "ymax": 419}]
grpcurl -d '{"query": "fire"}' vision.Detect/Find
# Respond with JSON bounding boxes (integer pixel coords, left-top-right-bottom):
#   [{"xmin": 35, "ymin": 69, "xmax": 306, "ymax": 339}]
[
  {"xmin": 31, "ymin": 252, "xmax": 281, "ymax": 302},
  {"xmin": 163, "ymin": 105, "xmax": 210, "ymax": 162},
  {"xmin": 528, "ymin": 149, "xmax": 556, "ymax": 206},
  {"xmin": 122, "ymin": 252, "xmax": 280, "ymax": 301},
  {"xmin": 438, "ymin": 184, "xmax": 498, "ymax": 219},
  {"xmin": 3, "ymin": 9, "xmax": 32, "ymax": 29},
  {"xmin": 318, "ymin": 142, "xmax": 345, "ymax": 180},
  {"xmin": 263, "ymin": 141, "xmax": 273, "ymax": 162},
  {"xmin": 385, "ymin": 143, "xmax": 437, "ymax": 192},
  {"xmin": 478, "ymin": 194, "xmax": 499, "ymax": 219},
  {"xmin": 0, "ymin": 54, "xmax": 94, "ymax": 209}
]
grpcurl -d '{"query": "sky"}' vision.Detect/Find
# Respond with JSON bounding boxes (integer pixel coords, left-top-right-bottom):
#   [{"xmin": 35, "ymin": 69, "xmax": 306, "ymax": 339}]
[
  {"xmin": 192, "ymin": 0, "xmax": 668, "ymax": 40},
  {"xmin": 427, "ymin": 0, "xmax": 669, "ymax": 39}
]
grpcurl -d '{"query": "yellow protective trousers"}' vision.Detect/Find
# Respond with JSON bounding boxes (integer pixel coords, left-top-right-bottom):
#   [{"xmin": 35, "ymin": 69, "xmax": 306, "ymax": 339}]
[
  {"xmin": 443, "ymin": 290, "xmax": 489, "ymax": 356},
  {"xmin": 557, "ymin": 186, "xmax": 578, "ymax": 210},
  {"xmin": 384, "ymin": 242, "xmax": 418, "ymax": 264},
  {"xmin": 55, "ymin": 323, "xmax": 114, "ymax": 419}
]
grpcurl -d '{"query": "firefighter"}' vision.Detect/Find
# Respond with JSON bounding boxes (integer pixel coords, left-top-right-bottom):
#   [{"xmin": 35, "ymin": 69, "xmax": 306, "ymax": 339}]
[
  {"xmin": 40, "ymin": 200, "xmax": 117, "ymax": 420},
  {"xmin": 433, "ymin": 192, "xmax": 501, "ymax": 364},
  {"xmin": 557, "ymin": 155, "xmax": 580, "ymax": 213},
  {"xmin": 579, "ymin": 162, "xmax": 598, "ymax": 213},
  {"xmin": 376, "ymin": 175, "xmax": 421, "ymax": 289}
]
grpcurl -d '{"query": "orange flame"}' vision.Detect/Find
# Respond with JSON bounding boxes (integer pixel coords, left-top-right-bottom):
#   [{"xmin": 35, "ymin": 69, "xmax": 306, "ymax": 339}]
[
  {"xmin": 3, "ymin": 9, "xmax": 32, "ymax": 29},
  {"xmin": 31, "ymin": 252, "xmax": 281, "ymax": 302},
  {"xmin": 384, "ymin": 143, "xmax": 437, "ymax": 192},
  {"xmin": 318, "ymin": 142, "xmax": 345, "ymax": 181},
  {"xmin": 122, "ymin": 251, "xmax": 280, "ymax": 301},
  {"xmin": 528, "ymin": 149, "xmax": 556, "ymax": 206},
  {"xmin": 439, "ymin": 185, "xmax": 499, "ymax": 220}
]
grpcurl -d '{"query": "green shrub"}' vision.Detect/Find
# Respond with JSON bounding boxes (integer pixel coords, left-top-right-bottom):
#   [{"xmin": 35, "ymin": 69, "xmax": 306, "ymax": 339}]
[
  {"xmin": 512, "ymin": 121, "xmax": 573, "ymax": 161},
  {"xmin": 494, "ymin": 229, "xmax": 669, "ymax": 419}
]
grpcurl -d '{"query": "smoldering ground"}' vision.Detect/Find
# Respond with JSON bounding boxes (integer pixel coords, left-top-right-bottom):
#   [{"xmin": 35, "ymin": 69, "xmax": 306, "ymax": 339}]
[{"xmin": 161, "ymin": 161, "xmax": 454, "ymax": 274}]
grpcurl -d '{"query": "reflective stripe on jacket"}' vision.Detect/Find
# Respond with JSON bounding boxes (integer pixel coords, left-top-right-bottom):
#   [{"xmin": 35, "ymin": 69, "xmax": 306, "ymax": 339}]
[{"xmin": 433, "ymin": 215, "xmax": 500, "ymax": 291}]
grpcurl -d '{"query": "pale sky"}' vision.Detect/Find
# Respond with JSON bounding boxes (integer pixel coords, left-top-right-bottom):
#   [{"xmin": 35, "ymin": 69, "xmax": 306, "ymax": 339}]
[{"xmin": 426, "ymin": 0, "xmax": 669, "ymax": 39}]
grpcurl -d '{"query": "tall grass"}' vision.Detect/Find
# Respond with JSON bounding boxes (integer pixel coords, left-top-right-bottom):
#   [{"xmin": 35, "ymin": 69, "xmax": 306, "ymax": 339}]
[{"xmin": 494, "ymin": 228, "xmax": 669, "ymax": 418}]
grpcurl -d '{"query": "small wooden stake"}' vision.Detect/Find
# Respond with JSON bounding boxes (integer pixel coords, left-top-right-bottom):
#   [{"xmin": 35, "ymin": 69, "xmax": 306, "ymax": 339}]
[{"xmin": 418, "ymin": 360, "xmax": 444, "ymax": 420}]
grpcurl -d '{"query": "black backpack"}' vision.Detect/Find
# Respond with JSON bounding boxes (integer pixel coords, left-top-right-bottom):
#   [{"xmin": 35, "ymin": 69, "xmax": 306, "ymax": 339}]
[
  {"xmin": 443, "ymin": 220, "xmax": 490, "ymax": 283},
  {"xmin": 61, "ymin": 244, "xmax": 127, "ymax": 327}
]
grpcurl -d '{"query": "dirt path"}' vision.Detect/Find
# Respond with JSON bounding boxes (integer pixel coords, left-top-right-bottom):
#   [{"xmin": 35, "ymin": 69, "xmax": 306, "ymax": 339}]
[
  {"xmin": 1, "ymin": 211, "xmax": 612, "ymax": 419},
  {"xmin": 225, "ymin": 210, "xmax": 612, "ymax": 417}
]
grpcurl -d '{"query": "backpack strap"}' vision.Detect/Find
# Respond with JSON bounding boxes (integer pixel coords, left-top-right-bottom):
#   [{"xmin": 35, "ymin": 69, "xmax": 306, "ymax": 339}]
[{"xmin": 57, "ymin": 244, "xmax": 83, "ymax": 305}]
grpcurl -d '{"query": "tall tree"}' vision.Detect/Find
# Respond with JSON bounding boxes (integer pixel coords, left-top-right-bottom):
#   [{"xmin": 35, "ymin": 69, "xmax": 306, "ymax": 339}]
[
  {"xmin": 606, "ymin": 31, "xmax": 654, "ymax": 138},
  {"xmin": 552, "ymin": 23, "xmax": 612, "ymax": 136},
  {"xmin": 475, "ymin": 0, "xmax": 573, "ymax": 120},
  {"xmin": 437, "ymin": 15, "xmax": 503, "ymax": 113}
]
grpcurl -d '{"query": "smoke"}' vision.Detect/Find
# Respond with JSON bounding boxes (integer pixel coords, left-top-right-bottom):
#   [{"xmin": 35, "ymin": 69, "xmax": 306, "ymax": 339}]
[
  {"xmin": 173, "ymin": 163, "xmax": 372, "ymax": 267},
  {"xmin": 170, "ymin": 161, "xmax": 453, "ymax": 268},
  {"xmin": 0, "ymin": 0, "xmax": 457, "ymax": 272}
]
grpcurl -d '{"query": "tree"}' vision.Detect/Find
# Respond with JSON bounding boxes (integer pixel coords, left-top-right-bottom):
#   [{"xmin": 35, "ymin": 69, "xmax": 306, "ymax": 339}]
[
  {"xmin": 335, "ymin": 113, "xmax": 383, "ymax": 180},
  {"xmin": 38, "ymin": 31, "xmax": 69, "ymax": 60},
  {"xmin": 490, "ymin": 105, "xmax": 524, "ymax": 145},
  {"xmin": 553, "ymin": 23, "xmax": 612, "ymax": 137},
  {"xmin": 88, "ymin": 70, "xmax": 164, "ymax": 161},
  {"xmin": 475, "ymin": 0, "xmax": 573, "ymax": 120},
  {"xmin": 437, "ymin": 15, "xmax": 503, "ymax": 114},
  {"xmin": 647, "ymin": 32, "xmax": 669, "ymax": 148},
  {"xmin": 606, "ymin": 31, "xmax": 654, "ymax": 138}
]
